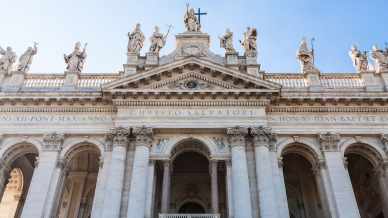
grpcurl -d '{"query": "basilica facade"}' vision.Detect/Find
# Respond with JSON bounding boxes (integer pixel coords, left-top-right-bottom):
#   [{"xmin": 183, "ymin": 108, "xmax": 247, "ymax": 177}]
[{"xmin": 0, "ymin": 6, "xmax": 388, "ymax": 218}]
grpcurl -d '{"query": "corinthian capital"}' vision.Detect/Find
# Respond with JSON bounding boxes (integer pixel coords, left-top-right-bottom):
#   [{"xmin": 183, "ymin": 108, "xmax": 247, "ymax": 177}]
[
  {"xmin": 106, "ymin": 127, "xmax": 130, "ymax": 148},
  {"xmin": 42, "ymin": 132, "xmax": 64, "ymax": 151},
  {"xmin": 133, "ymin": 126, "xmax": 153, "ymax": 147},
  {"xmin": 319, "ymin": 132, "xmax": 340, "ymax": 152},
  {"xmin": 226, "ymin": 126, "xmax": 248, "ymax": 147},
  {"xmin": 250, "ymin": 126, "xmax": 277, "ymax": 151}
]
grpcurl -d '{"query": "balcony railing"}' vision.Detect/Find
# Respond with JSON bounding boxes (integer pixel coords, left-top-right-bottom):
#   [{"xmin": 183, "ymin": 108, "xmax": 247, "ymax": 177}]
[{"xmin": 159, "ymin": 214, "xmax": 220, "ymax": 218}]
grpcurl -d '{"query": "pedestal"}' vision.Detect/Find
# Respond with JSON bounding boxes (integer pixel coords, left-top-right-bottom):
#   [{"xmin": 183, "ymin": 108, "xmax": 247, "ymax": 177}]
[{"xmin": 145, "ymin": 52, "xmax": 159, "ymax": 67}]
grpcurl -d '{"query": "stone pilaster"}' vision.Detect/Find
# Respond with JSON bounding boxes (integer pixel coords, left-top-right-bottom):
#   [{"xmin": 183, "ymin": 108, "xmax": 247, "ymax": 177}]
[
  {"xmin": 126, "ymin": 127, "xmax": 153, "ymax": 218},
  {"xmin": 319, "ymin": 132, "xmax": 361, "ymax": 218},
  {"xmin": 145, "ymin": 160, "xmax": 156, "ymax": 218},
  {"xmin": 21, "ymin": 132, "xmax": 64, "ymax": 218},
  {"xmin": 101, "ymin": 127, "xmax": 130, "ymax": 218},
  {"xmin": 226, "ymin": 126, "xmax": 253, "ymax": 218},
  {"xmin": 210, "ymin": 159, "xmax": 219, "ymax": 213},
  {"xmin": 225, "ymin": 160, "xmax": 234, "ymax": 218},
  {"xmin": 375, "ymin": 160, "xmax": 388, "ymax": 218},
  {"xmin": 0, "ymin": 159, "xmax": 11, "ymax": 201},
  {"xmin": 161, "ymin": 160, "xmax": 171, "ymax": 213},
  {"xmin": 251, "ymin": 126, "xmax": 279, "ymax": 218}
]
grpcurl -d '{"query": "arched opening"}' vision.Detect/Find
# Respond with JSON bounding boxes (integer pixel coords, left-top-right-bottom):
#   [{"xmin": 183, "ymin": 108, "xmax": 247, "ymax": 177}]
[
  {"xmin": 0, "ymin": 144, "xmax": 38, "ymax": 218},
  {"xmin": 178, "ymin": 202, "xmax": 206, "ymax": 214},
  {"xmin": 282, "ymin": 145, "xmax": 327, "ymax": 218},
  {"xmin": 172, "ymin": 151, "xmax": 210, "ymax": 213},
  {"xmin": 56, "ymin": 144, "xmax": 100, "ymax": 218},
  {"xmin": 345, "ymin": 144, "xmax": 386, "ymax": 218}
]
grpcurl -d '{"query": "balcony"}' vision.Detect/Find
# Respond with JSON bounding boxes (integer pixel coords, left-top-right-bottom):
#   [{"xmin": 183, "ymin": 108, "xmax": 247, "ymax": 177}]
[{"xmin": 159, "ymin": 214, "xmax": 220, "ymax": 218}]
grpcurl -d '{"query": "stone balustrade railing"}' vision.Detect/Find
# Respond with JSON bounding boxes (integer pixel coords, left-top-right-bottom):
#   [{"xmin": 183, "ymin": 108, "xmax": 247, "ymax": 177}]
[{"xmin": 159, "ymin": 214, "xmax": 220, "ymax": 218}]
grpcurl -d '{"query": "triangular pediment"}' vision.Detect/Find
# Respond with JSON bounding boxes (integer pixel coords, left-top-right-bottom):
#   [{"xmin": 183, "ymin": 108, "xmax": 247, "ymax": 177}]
[{"xmin": 103, "ymin": 57, "xmax": 281, "ymax": 94}]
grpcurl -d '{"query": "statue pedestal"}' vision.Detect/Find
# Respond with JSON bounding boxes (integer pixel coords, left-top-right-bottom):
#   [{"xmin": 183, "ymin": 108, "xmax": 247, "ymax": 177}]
[
  {"xmin": 145, "ymin": 52, "xmax": 159, "ymax": 66},
  {"xmin": 245, "ymin": 54, "xmax": 260, "ymax": 77},
  {"xmin": 175, "ymin": 32, "xmax": 210, "ymax": 58},
  {"xmin": 303, "ymin": 70, "xmax": 322, "ymax": 92},
  {"xmin": 62, "ymin": 71, "xmax": 80, "ymax": 90},
  {"xmin": 360, "ymin": 70, "xmax": 384, "ymax": 92},
  {"xmin": 379, "ymin": 70, "xmax": 388, "ymax": 91},
  {"xmin": 1, "ymin": 71, "xmax": 25, "ymax": 92},
  {"xmin": 226, "ymin": 53, "xmax": 239, "ymax": 65},
  {"xmin": 124, "ymin": 52, "xmax": 140, "ymax": 76}
]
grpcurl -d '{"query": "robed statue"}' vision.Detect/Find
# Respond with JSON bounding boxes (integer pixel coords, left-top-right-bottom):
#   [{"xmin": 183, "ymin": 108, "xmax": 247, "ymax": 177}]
[
  {"xmin": 149, "ymin": 25, "xmax": 171, "ymax": 54},
  {"xmin": 297, "ymin": 38, "xmax": 319, "ymax": 73},
  {"xmin": 128, "ymin": 23, "xmax": 145, "ymax": 54},
  {"xmin": 371, "ymin": 45, "xmax": 388, "ymax": 73},
  {"xmin": 184, "ymin": 4, "xmax": 200, "ymax": 32},
  {"xmin": 240, "ymin": 27, "xmax": 257, "ymax": 56},
  {"xmin": 64, "ymin": 42, "xmax": 87, "ymax": 73},
  {"xmin": 219, "ymin": 28, "xmax": 236, "ymax": 54},
  {"xmin": 349, "ymin": 45, "xmax": 368, "ymax": 72},
  {"xmin": 17, "ymin": 42, "xmax": 38, "ymax": 72},
  {"xmin": 0, "ymin": 46, "xmax": 17, "ymax": 74}
]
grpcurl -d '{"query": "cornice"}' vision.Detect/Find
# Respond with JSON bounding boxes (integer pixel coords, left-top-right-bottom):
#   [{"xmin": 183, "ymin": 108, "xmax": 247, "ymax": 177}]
[{"xmin": 113, "ymin": 99, "xmax": 270, "ymax": 107}]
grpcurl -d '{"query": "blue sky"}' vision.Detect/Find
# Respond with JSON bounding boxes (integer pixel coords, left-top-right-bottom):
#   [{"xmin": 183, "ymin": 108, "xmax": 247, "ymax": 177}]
[{"xmin": 1, "ymin": 0, "xmax": 387, "ymax": 73}]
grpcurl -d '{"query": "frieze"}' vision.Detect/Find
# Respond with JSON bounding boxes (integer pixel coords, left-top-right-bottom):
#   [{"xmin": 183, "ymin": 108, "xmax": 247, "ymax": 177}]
[
  {"xmin": 268, "ymin": 114, "xmax": 388, "ymax": 125},
  {"xmin": 0, "ymin": 114, "xmax": 113, "ymax": 124}
]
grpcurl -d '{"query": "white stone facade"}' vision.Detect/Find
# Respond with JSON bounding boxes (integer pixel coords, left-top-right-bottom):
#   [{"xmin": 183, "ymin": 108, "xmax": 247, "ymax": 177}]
[{"xmin": 0, "ymin": 17, "xmax": 388, "ymax": 218}]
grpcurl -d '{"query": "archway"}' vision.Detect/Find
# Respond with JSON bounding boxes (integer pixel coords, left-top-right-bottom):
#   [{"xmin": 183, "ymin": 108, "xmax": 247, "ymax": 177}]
[
  {"xmin": 55, "ymin": 144, "xmax": 100, "ymax": 218},
  {"xmin": 0, "ymin": 143, "xmax": 38, "ymax": 218},
  {"xmin": 178, "ymin": 202, "xmax": 206, "ymax": 214},
  {"xmin": 345, "ymin": 143, "xmax": 386, "ymax": 218},
  {"xmin": 282, "ymin": 144, "xmax": 327, "ymax": 218}
]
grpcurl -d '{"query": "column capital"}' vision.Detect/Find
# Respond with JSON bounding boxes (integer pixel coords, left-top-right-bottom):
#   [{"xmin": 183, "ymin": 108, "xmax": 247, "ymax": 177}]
[
  {"xmin": 319, "ymin": 132, "xmax": 341, "ymax": 152},
  {"xmin": 133, "ymin": 126, "xmax": 153, "ymax": 148},
  {"xmin": 106, "ymin": 127, "xmax": 130, "ymax": 149},
  {"xmin": 42, "ymin": 132, "xmax": 64, "ymax": 152},
  {"xmin": 226, "ymin": 126, "xmax": 248, "ymax": 147},
  {"xmin": 250, "ymin": 126, "xmax": 277, "ymax": 151}
]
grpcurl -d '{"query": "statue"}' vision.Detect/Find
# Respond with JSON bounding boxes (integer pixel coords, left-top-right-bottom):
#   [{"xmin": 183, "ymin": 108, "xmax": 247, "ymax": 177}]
[
  {"xmin": 64, "ymin": 42, "xmax": 87, "ymax": 73},
  {"xmin": 128, "ymin": 23, "xmax": 145, "ymax": 54},
  {"xmin": 371, "ymin": 45, "xmax": 388, "ymax": 73},
  {"xmin": 149, "ymin": 25, "xmax": 171, "ymax": 54},
  {"xmin": 0, "ymin": 46, "xmax": 17, "ymax": 74},
  {"xmin": 297, "ymin": 38, "xmax": 319, "ymax": 73},
  {"xmin": 240, "ymin": 27, "xmax": 257, "ymax": 56},
  {"xmin": 17, "ymin": 42, "xmax": 38, "ymax": 72},
  {"xmin": 219, "ymin": 28, "xmax": 236, "ymax": 54},
  {"xmin": 184, "ymin": 4, "xmax": 200, "ymax": 32},
  {"xmin": 349, "ymin": 45, "xmax": 368, "ymax": 72}
]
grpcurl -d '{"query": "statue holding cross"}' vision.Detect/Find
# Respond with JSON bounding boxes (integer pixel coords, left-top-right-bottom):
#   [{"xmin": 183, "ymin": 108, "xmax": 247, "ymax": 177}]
[{"xmin": 184, "ymin": 4, "xmax": 206, "ymax": 32}]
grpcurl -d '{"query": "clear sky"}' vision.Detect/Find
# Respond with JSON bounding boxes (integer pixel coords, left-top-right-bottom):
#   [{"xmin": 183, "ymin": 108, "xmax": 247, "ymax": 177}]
[{"xmin": 1, "ymin": 0, "xmax": 387, "ymax": 73}]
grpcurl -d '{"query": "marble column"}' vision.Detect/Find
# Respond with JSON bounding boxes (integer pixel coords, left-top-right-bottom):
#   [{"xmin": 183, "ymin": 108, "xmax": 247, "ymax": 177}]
[
  {"xmin": 21, "ymin": 133, "xmax": 64, "ymax": 218},
  {"xmin": 276, "ymin": 157, "xmax": 290, "ymax": 218},
  {"xmin": 161, "ymin": 160, "xmax": 171, "ymax": 213},
  {"xmin": 0, "ymin": 160, "xmax": 11, "ymax": 201},
  {"xmin": 225, "ymin": 160, "xmax": 233, "ymax": 218},
  {"xmin": 145, "ymin": 160, "xmax": 156, "ymax": 218},
  {"xmin": 376, "ymin": 161, "xmax": 388, "ymax": 218},
  {"xmin": 210, "ymin": 159, "xmax": 219, "ymax": 214},
  {"xmin": 101, "ymin": 127, "xmax": 130, "ymax": 218},
  {"xmin": 227, "ymin": 127, "xmax": 253, "ymax": 218},
  {"xmin": 251, "ymin": 126, "xmax": 279, "ymax": 218},
  {"xmin": 319, "ymin": 133, "xmax": 360, "ymax": 218},
  {"xmin": 126, "ymin": 127, "xmax": 153, "ymax": 218},
  {"xmin": 312, "ymin": 161, "xmax": 333, "ymax": 218},
  {"xmin": 91, "ymin": 151, "xmax": 110, "ymax": 218}
]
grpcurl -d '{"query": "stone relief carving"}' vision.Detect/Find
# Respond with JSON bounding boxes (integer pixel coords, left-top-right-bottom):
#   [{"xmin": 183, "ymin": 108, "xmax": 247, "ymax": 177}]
[
  {"xmin": 168, "ymin": 79, "xmax": 210, "ymax": 90},
  {"xmin": 371, "ymin": 45, "xmax": 388, "ymax": 73},
  {"xmin": 64, "ymin": 42, "xmax": 87, "ymax": 73},
  {"xmin": 349, "ymin": 45, "xmax": 368, "ymax": 72},
  {"xmin": 179, "ymin": 44, "xmax": 208, "ymax": 57},
  {"xmin": 149, "ymin": 25, "xmax": 171, "ymax": 54},
  {"xmin": 212, "ymin": 137, "xmax": 229, "ymax": 152},
  {"xmin": 184, "ymin": 4, "xmax": 200, "ymax": 32},
  {"xmin": 297, "ymin": 38, "xmax": 319, "ymax": 74},
  {"xmin": 153, "ymin": 138, "xmax": 169, "ymax": 153},
  {"xmin": 0, "ymin": 45, "xmax": 17, "ymax": 74},
  {"xmin": 250, "ymin": 126, "xmax": 277, "ymax": 151},
  {"xmin": 128, "ymin": 23, "xmax": 145, "ymax": 54},
  {"xmin": 42, "ymin": 132, "xmax": 64, "ymax": 151},
  {"xmin": 240, "ymin": 27, "xmax": 257, "ymax": 56},
  {"xmin": 319, "ymin": 132, "xmax": 341, "ymax": 151},
  {"xmin": 219, "ymin": 28, "xmax": 236, "ymax": 54},
  {"xmin": 17, "ymin": 42, "xmax": 38, "ymax": 72},
  {"xmin": 380, "ymin": 134, "xmax": 388, "ymax": 155}
]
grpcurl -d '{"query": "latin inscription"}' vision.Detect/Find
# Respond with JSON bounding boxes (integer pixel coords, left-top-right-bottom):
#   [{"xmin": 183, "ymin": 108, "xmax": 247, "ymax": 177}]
[
  {"xmin": 0, "ymin": 114, "xmax": 112, "ymax": 124},
  {"xmin": 268, "ymin": 114, "xmax": 388, "ymax": 124}
]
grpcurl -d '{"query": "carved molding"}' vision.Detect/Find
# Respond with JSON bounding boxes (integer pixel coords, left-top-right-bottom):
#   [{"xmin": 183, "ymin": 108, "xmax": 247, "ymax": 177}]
[
  {"xmin": 319, "ymin": 132, "xmax": 341, "ymax": 152},
  {"xmin": 133, "ymin": 126, "xmax": 153, "ymax": 148},
  {"xmin": 226, "ymin": 126, "xmax": 248, "ymax": 147},
  {"xmin": 106, "ymin": 127, "xmax": 130, "ymax": 149},
  {"xmin": 113, "ymin": 99, "xmax": 268, "ymax": 107},
  {"xmin": 42, "ymin": 132, "xmax": 64, "ymax": 151},
  {"xmin": 250, "ymin": 126, "xmax": 277, "ymax": 151}
]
